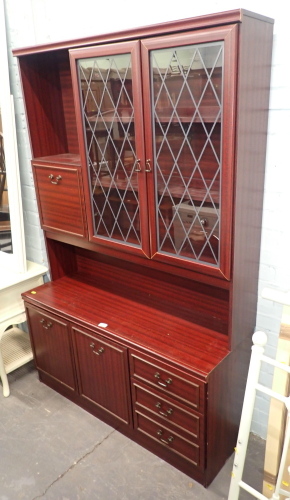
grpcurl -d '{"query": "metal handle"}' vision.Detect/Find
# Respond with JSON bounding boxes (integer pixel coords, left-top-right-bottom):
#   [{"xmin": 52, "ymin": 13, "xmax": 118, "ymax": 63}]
[
  {"xmin": 157, "ymin": 429, "xmax": 174, "ymax": 445},
  {"xmin": 135, "ymin": 159, "xmax": 141, "ymax": 172},
  {"xmin": 49, "ymin": 174, "xmax": 62, "ymax": 185},
  {"xmin": 155, "ymin": 402, "xmax": 173, "ymax": 417},
  {"xmin": 145, "ymin": 159, "xmax": 151, "ymax": 172},
  {"xmin": 154, "ymin": 372, "xmax": 172, "ymax": 388},
  {"xmin": 90, "ymin": 343, "xmax": 105, "ymax": 355},
  {"xmin": 40, "ymin": 318, "xmax": 53, "ymax": 330}
]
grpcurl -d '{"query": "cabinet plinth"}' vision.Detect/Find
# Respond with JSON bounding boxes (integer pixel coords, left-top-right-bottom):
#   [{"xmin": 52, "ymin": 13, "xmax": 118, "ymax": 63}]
[{"xmin": 15, "ymin": 9, "xmax": 273, "ymax": 487}]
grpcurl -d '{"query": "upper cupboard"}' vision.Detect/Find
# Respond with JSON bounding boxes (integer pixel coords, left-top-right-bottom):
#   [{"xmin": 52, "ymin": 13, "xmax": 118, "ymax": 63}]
[
  {"xmin": 14, "ymin": 10, "xmax": 273, "ymax": 287},
  {"xmin": 70, "ymin": 26, "xmax": 237, "ymax": 279}
]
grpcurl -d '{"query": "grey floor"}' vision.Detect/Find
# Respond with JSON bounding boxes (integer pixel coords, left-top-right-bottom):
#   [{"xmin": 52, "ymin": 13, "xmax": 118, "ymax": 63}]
[{"xmin": 1, "ymin": 362, "xmax": 265, "ymax": 500}]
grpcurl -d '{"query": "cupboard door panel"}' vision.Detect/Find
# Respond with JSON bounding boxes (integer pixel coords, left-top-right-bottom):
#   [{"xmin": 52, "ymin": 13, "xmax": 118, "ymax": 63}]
[
  {"xmin": 33, "ymin": 164, "xmax": 87, "ymax": 237},
  {"xmin": 70, "ymin": 41, "xmax": 150, "ymax": 257},
  {"xmin": 141, "ymin": 26, "xmax": 238, "ymax": 279},
  {"xmin": 26, "ymin": 307, "xmax": 76, "ymax": 390},
  {"xmin": 73, "ymin": 327, "xmax": 131, "ymax": 424}
]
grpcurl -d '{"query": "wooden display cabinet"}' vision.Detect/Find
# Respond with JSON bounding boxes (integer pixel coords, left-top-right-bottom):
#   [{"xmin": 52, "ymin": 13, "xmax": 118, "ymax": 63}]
[{"xmin": 14, "ymin": 9, "xmax": 273, "ymax": 486}]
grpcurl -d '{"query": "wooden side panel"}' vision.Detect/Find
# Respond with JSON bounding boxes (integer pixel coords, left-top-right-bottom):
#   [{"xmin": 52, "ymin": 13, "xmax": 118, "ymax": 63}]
[
  {"xmin": 205, "ymin": 335, "xmax": 251, "ymax": 486},
  {"xmin": 230, "ymin": 15, "xmax": 274, "ymax": 348}
]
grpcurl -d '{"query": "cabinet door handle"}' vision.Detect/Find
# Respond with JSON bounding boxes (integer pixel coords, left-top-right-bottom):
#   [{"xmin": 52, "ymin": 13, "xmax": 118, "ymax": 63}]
[
  {"xmin": 90, "ymin": 343, "xmax": 105, "ymax": 355},
  {"xmin": 48, "ymin": 174, "xmax": 62, "ymax": 185},
  {"xmin": 40, "ymin": 318, "xmax": 53, "ymax": 329},
  {"xmin": 145, "ymin": 159, "xmax": 151, "ymax": 172},
  {"xmin": 154, "ymin": 372, "xmax": 172, "ymax": 388},
  {"xmin": 135, "ymin": 159, "xmax": 141, "ymax": 172},
  {"xmin": 155, "ymin": 402, "xmax": 173, "ymax": 417},
  {"xmin": 157, "ymin": 429, "xmax": 174, "ymax": 445}
]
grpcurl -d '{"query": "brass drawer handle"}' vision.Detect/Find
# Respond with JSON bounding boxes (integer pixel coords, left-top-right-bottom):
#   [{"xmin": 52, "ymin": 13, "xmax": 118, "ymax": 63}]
[
  {"xmin": 154, "ymin": 372, "xmax": 172, "ymax": 388},
  {"xmin": 89, "ymin": 343, "xmax": 105, "ymax": 355},
  {"xmin": 40, "ymin": 318, "xmax": 53, "ymax": 330},
  {"xmin": 157, "ymin": 429, "xmax": 174, "ymax": 445},
  {"xmin": 49, "ymin": 174, "xmax": 62, "ymax": 185},
  {"xmin": 155, "ymin": 402, "xmax": 173, "ymax": 417}
]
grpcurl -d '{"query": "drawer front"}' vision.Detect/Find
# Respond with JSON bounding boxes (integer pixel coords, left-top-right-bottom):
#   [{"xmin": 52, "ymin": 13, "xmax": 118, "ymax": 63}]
[
  {"xmin": 130, "ymin": 352, "xmax": 205, "ymax": 412},
  {"xmin": 33, "ymin": 164, "xmax": 86, "ymax": 237},
  {"xmin": 132, "ymin": 382, "xmax": 203, "ymax": 442},
  {"xmin": 135, "ymin": 412, "xmax": 202, "ymax": 467}
]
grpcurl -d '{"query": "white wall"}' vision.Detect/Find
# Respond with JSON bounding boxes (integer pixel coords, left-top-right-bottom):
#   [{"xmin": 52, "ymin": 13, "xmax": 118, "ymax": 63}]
[{"xmin": 4, "ymin": 0, "xmax": 290, "ymax": 439}]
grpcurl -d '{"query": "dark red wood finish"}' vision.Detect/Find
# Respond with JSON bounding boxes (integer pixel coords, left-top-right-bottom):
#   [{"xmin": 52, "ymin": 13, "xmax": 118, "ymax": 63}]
[
  {"xmin": 72, "ymin": 326, "xmax": 132, "ymax": 424},
  {"xmin": 16, "ymin": 9, "xmax": 273, "ymax": 487},
  {"xmin": 132, "ymin": 382, "xmax": 204, "ymax": 441},
  {"xmin": 69, "ymin": 41, "xmax": 151, "ymax": 258},
  {"xmin": 32, "ymin": 161, "xmax": 87, "ymax": 237},
  {"xmin": 141, "ymin": 25, "xmax": 238, "ymax": 280},
  {"xmin": 25, "ymin": 306, "xmax": 77, "ymax": 391}
]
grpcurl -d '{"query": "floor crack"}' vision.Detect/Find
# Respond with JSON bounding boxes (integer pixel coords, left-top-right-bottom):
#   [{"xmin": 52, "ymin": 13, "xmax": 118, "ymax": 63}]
[{"xmin": 32, "ymin": 428, "xmax": 116, "ymax": 500}]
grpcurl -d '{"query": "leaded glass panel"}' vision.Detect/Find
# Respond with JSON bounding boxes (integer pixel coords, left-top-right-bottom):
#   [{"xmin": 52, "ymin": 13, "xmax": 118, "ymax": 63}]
[
  {"xmin": 78, "ymin": 53, "xmax": 141, "ymax": 246},
  {"xmin": 150, "ymin": 41, "xmax": 223, "ymax": 266}
]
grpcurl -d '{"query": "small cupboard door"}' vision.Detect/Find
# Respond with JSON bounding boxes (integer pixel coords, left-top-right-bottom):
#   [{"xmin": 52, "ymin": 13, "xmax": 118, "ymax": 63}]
[
  {"xmin": 26, "ymin": 306, "xmax": 76, "ymax": 390},
  {"xmin": 141, "ymin": 25, "xmax": 238, "ymax": 279},
  {"xmin": 72, "ymin": 326, "xmax": 131, "ymax": 424},
  {"xmin": 33, "ymin": 163, "xmax": 87, "ymax": 237},
  {"xmin": 70, "ymin": 41, "xmax": 150, "ymax": 257}
]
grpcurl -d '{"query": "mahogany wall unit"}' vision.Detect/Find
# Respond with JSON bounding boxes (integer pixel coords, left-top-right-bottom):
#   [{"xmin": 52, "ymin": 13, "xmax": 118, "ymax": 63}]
[{"xmin": 14, "ymin": 9, "xmax": 273, "ymax": 486}]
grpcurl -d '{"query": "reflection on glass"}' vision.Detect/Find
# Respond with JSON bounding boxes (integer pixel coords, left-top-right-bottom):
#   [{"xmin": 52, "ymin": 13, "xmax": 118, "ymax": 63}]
[
  {"xmin": 151, "ymin": 41, "xmax": 223, "ymax": 266},
  {"xmin": 78, "ymin": 53, "xmax": 141, "ymax": 247},
  {"xmin": 0, "ymin": 107, "xmax": 12, "ymax": 253}
]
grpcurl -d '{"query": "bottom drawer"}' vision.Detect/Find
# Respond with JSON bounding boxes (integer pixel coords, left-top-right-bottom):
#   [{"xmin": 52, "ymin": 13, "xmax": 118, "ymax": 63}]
[{"xmin": 135, "ymin": 411, "xmax": 202, "ymax": 467}]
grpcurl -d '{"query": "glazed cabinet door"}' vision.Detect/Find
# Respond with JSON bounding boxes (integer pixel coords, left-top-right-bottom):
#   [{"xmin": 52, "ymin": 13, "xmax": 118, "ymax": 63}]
[
  {"xmin": 141, "ymin": 25, "xmax": 238, "ymax": 279},
  {"xmin": 70, "ymin": 41, "xmax": 150, "ymax": 257},
  {"xmin": 25, "ymin": 306, "xmax": 76, "ymax": 391},
  {"xmin": 72, "ymin": 326, "xmax": 131, "ymax": 424},
  {"xmin": 70, "ymin": 26, "xmax": 238, "ymax": 279}
]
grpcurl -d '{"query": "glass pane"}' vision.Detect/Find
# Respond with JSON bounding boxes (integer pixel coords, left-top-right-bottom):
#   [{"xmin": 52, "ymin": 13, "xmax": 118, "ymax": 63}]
[
  {"xmin": 78, "ymin": 53, "xmax": 141, "ymax": 246},
  {"xmin": 151, "ymin": 41, "xmax": 223, "ymax": 266},
  {"xmin": 0, "ymin": 109, "xmax": 12, "ymax": 254}
]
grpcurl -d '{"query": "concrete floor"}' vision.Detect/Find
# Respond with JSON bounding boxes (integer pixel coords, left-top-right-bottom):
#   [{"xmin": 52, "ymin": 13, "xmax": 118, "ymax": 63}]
[{"xmin": 1, "ymin": 361, "xmax": 265, "ymax": 500}]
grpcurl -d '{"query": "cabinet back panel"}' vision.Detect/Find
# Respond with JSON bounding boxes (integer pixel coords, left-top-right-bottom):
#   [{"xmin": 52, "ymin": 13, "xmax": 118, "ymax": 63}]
[
  {"xmin": 19, "ymin": 51, "xmax": 78, "ymax": 157},
  {"xmin": 74, "ymin": 247, "xmax": 229, "ymax": 335}
]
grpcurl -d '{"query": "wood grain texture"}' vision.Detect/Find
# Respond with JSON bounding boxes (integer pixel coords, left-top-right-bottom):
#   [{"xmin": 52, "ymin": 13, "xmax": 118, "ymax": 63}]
[
  {"xmin": 16, "ymin": 9, "xmax": 274, "ymax": 487},
  {"xmin": 229, "ymin": 14, "xmax": 274, "ymax": 348},
  {"xmin": 19, "ymin": 53, "xmax": 69, "ymax": 157},
  {"xmin": 132, "ymin": 381, "xmax": 204, "ymax": 442},
  {"xmin": 72, "ymin": 326, "xmax": 132, "ymax": 424},
  {"xmin": 26, "ymin": 305, "xmax": 77, "ymax": 391},
  {"xmin": 33, "ymin": 163, "xmax": 87, "ymax": 237},
  {"xmin": 22, "ymin": 273, "xmax": 229, "ymax": 377}
]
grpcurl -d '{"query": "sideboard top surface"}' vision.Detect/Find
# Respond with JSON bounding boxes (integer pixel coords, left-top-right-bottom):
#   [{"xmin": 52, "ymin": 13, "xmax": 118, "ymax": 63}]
[{"xmin": 22, "ymin": 274, "xmax": 229, "ymax": 379}]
